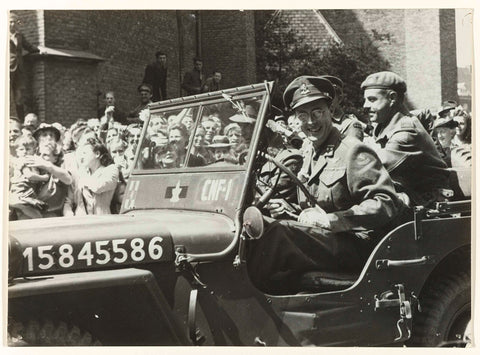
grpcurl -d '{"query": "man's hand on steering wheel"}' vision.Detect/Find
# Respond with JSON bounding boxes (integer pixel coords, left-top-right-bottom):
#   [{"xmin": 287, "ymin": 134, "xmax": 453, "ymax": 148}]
[{"xmin": 265, "ymin": 198, "xmax": 298, "ymax": 219}]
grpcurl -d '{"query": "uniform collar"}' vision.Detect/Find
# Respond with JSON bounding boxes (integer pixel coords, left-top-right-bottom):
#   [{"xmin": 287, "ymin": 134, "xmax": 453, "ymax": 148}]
[{"xmin": 373, "ymin": 109, "xmax": 410, "ymax": 142}]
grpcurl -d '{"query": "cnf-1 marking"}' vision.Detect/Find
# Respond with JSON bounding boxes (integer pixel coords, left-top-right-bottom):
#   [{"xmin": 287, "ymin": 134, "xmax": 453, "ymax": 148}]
[
  {"xmin": 201, "ymin": 179, "xmax": 234, "ymax": 201},
  {"xmin": 21, "ymin": 236, "xmax": 171, "ymax": 274}
]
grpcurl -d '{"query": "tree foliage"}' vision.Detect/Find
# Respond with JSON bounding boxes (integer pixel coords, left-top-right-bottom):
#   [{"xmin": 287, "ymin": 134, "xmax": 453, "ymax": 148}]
[{"xmin": 256, "ymin": 10, "xmax": 391, "ymax": 117}]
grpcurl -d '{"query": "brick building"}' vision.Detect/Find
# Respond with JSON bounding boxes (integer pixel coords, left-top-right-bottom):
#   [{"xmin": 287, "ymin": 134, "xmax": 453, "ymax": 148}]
[
  {"xmin": 11, "ymin": 9, "xmax": 458, "ymax": 125},
  {"xmin": 274, "ymin": 9, "xmax": 458, "ymax": 111},
  {"xmin": 11, "ymin": 10, "xmax": 256, "ymax": 126}
]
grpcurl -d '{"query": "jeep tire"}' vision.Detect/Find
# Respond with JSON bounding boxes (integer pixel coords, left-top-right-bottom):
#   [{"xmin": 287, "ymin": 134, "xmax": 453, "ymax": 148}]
[
  {"xmin": 408, "ymin": 271, "xmax": 471, "ymax": 347},
  {"xmin": 8, "ymin": 318, "xmax": 101, "ymax": 346}
]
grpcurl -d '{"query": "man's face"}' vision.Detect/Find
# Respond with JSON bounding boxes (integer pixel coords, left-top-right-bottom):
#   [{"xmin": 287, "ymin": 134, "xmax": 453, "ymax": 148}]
[
  {"xmin": 140, "ymin": 90, "xmax": 152, "ymax": 104},
  {"xmin": 295, "ymin": 100, "xmax": 333, "ymax": 149},
  {"xmin": 105, "ymin": 93, "xmax": 115, "ymax": 106},
  {"xmin": 194, "ymin": 60, "xmax": 203, "ymax": 71},
  {"xmin": 10, "ymin": 18, "xmax": 18, "ymax": 34},
  {"xmin": 24, "ymin": 114, "xmax": 39, "ymax": 129},
  {"xmin": 157, "ymin": 55, "xmax": 167, "ymax": 66},
  {"xmin": 9, "ymin": 120, "xmax": 22, "ymax": 144},
  {"xmin": 213, "ymin": 72, "xmax": 222, "ymax": 83},
  {"xmin": 363, "ymin": 89, "xmax": 394, "ymax": 125},
  {"xmin": 202, "ymin": 121, "xmax": 218, "ymax": 142},
  {"xmin": 128, "ymin": 128, "xmax": 141, "ymax": 147}
]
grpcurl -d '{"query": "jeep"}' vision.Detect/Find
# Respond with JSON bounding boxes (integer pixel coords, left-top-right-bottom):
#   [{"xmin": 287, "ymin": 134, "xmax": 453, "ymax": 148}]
[{"xmin": 8, "ymin": 82, "xmax": 471, "ymax": 346}]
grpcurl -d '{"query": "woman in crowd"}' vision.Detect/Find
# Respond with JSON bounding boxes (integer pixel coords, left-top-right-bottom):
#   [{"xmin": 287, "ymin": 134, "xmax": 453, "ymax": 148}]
[
  {"xmin": 432, "ymin": 117, "xmax": 457, "ymax": 167},
  {"xmin": 63, "ymin": 138, "xmax": 119, "ymax": 216},
  {"xmin": 152, "ymin": 143, "xmax": 180, "ymax": 169},
  {"xmin": 452, "ymin": 108, "xmax": 471, "ymax": 148},
  {"xmin": 109, "ymin": 137, "xmax": 131, "ymax": 180}
]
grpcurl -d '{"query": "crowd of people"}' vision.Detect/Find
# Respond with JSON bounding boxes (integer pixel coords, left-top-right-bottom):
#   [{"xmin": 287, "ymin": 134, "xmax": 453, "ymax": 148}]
[{"xmin": 8, "ymin": 65, "xmax": 472, "ymax": 224}]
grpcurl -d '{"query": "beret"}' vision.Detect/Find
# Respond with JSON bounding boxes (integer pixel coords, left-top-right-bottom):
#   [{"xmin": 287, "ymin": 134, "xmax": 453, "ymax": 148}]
[
  {"xmin": 360, "ymin": 71, "xmax": 407, "ymax": 94},
  {"xmin": 283, "ymin": 76, "xmax": 336, "ymax": 110}
]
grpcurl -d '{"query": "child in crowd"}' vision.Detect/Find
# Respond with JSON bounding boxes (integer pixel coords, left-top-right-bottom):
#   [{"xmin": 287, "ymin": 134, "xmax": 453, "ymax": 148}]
[{"xmin": 9, "ymin": 137, "xmax": 54, "ymax": 219}]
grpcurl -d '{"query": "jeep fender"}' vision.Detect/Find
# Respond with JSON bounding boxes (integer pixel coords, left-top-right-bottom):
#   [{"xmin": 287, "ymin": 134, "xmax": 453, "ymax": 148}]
[{"xmin": 9, "ymin": 268, "xmax": 190, "ymax": 345}]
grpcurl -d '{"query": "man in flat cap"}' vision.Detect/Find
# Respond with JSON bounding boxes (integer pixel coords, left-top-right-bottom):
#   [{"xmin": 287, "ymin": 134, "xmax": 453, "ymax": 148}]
[
  {"xmin": 247, "ymin": 76, "xmax": 403, "ymax": 294},
  {"xmin": 321, "ymin": 75, "xmax": 365, "ymax": 141},
  {"xmin": 361, "ymin": 71, "xmax": 450, "ymax": 206}
]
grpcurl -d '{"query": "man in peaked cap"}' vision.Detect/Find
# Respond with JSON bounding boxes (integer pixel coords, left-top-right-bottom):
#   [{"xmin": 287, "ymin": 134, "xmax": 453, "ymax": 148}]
[
  {"xmin": 247, "ymin": 76, "xmax": 403, "ymax": 294},
  {"xmin": 321, "ymin": 75, "xmax": 365, "ymax": 141},
  {"xmin": 361, "ymin": 71, "xmax": 450, "ymax": 206}
]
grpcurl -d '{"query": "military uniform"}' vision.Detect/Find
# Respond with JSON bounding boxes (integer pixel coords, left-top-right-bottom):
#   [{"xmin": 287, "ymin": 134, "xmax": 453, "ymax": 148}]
[
  {"xmin": 361, "ymin": 72, "xmax": 450, "ymax": 206},
  {"xmin": 332, "ymin": 113, "xmax": 365, "ymax": 141},
  {"xmin": 247, "ymin": 76, "xmax": 403, "ymax": 294}
]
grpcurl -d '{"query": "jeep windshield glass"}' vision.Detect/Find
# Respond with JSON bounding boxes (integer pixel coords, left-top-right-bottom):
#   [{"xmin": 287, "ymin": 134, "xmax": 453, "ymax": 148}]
[{"xmin": 135, "ymin": 95, "xmax": 264, "ymax": 171}]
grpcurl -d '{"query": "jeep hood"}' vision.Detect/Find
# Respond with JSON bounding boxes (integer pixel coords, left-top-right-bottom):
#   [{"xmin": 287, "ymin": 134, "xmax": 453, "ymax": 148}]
[{"xmin": 9, "ymin": 210, "xmax": 236, "ymax": 277}]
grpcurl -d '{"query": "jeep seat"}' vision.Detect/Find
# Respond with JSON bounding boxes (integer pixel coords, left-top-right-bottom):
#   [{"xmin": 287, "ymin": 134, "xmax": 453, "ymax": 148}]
[{"xmin": 299, "ymin": 271, "xmax": 359, "ymax": 293}]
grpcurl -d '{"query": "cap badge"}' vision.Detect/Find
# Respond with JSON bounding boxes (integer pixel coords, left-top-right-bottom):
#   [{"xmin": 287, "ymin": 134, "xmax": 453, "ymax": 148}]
[{"xmin": 299, "ymin": 83, "xmax": 311, "ymax": 95}]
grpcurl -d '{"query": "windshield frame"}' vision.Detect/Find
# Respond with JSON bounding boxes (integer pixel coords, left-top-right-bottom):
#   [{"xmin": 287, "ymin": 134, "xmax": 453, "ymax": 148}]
[{"xmin": 131, "ymin": 84, "xmax": 270, "ymax": 175}]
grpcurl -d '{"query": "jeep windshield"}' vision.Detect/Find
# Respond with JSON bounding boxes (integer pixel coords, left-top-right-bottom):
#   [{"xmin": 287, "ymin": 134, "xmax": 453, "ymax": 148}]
[{"xmin": 122, "ymin": 83, "xmax": 271, "ymax": 217}]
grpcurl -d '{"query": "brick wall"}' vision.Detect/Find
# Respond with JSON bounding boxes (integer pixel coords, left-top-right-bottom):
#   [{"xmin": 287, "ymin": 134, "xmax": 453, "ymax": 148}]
[
  {"xmin": 279, "ymin": 10, "xmax": 339, "ymax": 51},
  {"xmin": 322, "ymin": 9, "xmax": 457, "ymax": 110},
  {"xmin": 11, "ymin": 10, "xmax": 256, "ymax": 127},
  {"xmin": 200, "ymin": 10, "xmax": 257, "ymax": 89}
]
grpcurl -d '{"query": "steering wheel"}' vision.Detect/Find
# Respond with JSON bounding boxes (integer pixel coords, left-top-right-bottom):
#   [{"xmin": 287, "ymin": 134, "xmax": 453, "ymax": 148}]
[{"xmin": 255, "ymin": 152, "xmax": 319, "ymax": 210}]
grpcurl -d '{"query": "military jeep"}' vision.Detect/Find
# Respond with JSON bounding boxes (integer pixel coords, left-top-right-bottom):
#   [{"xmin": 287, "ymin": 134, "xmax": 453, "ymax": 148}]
[{"xmin": 8, "ymin": 82, "xmax": 472, "ymax": 346}]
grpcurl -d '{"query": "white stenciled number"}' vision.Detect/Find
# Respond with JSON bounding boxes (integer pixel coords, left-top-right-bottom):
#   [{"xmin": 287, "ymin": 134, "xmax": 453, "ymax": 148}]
[
  {"xmin": 131, "ymin": 238, "xmax": 145, "ymax": 261},
  {"xmin": 23, "ymin": 247, "xmax": 34, "ymax": 272},
  {"xmin": 148, "ymin": 237, "xmax": 163, "ymax": 260},
  {"xmin": 38, "ymin": 245, "xmax": 54, "ymax": 270},
  {"xmin": 78, "ymin": 242, "xmax": 94, "ymax": 266},
  {"xmin": 96, "ymin": 241, "xmax": 111, "ymax": 265},
  {"xmin": 112, "ymin": 239, "xmax": 128, "ymax": 263},
  {"xmin": 58, "ymin": 244, "xmax": 74, "ymax": 268}
]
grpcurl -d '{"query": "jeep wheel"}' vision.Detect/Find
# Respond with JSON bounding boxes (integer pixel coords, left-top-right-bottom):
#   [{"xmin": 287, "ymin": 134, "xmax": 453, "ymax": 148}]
[
  {"xmin": 8, "ymin": 318, "xmax": 101, "ymax": 346},
  {"xmin": 408, "ymin": 271, "xmax": 471, "ymax": 347}
]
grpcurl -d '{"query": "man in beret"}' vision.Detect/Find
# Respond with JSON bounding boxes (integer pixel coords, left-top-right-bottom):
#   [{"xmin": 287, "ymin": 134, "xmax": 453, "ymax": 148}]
[
  {"xmin": 247, "ymin": 76, "xmax": 403, "ymax": 294},
  {"xmin": 321, "ymin": 75, "xmax": 365, "ymax": 141},
  {"xmin": 127, "ymin": 83, "xmax": 153, "ymax": 124},
  {"xmin": 361, "ymin": 71, "xmax": 450, "ymax": 206}
]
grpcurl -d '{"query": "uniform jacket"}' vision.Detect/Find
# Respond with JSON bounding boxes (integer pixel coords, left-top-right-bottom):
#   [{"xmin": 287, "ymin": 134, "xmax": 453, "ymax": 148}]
[
  {"xmin": 332, "ymin": 113, "xmax": 365, "ymax": 141},
  {"xmin": 298, "ymin": 128, "xmax": 402, "ymax": 236},
  {"xmin": 371, "ymin": 111, "xmax": 450, "ymax": 205},
  {"xmin": 143, "ymin": 62, "xmax": 167, "ymax": 101}
]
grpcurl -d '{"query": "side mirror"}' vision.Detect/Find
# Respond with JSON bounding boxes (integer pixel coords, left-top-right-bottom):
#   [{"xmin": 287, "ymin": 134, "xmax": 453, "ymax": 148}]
[{"xmin": 243, "ymin": 206, "xmax": 264, "ymax": 240}]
